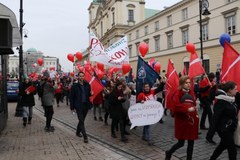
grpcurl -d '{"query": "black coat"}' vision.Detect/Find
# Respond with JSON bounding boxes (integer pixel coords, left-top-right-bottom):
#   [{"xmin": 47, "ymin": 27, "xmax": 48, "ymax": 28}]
[
  {"xmin": 70, "ymin": 80, "xmax": 92, "ymax": 111},
  {"xmin": 212, "ymin": 94, "xmax": 239, "ymax": 134},
  {"xmin": 108, "ymin": 89, "xmax": 125, "ymax": 120},
  {"xmin": 19, "ymin": 82, "xmax": 36, "ymax": 107}
]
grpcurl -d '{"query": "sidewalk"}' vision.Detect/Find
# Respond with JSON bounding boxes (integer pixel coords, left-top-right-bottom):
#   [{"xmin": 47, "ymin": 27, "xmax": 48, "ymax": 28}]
[{"xmin": 0, "ymin": 102, "xmax": 131, "ymax": 160}]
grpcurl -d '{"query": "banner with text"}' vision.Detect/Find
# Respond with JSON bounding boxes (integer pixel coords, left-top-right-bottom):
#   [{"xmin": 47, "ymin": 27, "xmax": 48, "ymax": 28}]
[
  {"xmin": 128, "ymin": 100, "xmax": 164, "ymax": 129},
  {"xmin": 89, "ymin": 32, "xmax": 129, "ymax": 67}
]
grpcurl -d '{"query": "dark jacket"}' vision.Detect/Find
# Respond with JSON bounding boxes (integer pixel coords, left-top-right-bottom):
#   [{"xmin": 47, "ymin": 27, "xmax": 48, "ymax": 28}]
[
  {"xmin": 19, "ymin": 82, "xmax": 36, "ymax": 107},
  {"xmin": 108, "ymin": 89, "xmax": 125, "ymax": 120},
  {"xmin": 70, "ymin": 80, "xmax": 92, "ymax": 110},
  {"xmin": 212, "ymin": 90, "xmax": 239, "ymax": 133}
]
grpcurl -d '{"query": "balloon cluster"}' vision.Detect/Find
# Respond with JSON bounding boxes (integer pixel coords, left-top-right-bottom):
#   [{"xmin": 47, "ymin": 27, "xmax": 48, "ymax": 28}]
[{"xmin": 148, "ymin": 58, "xmax": 161, "ymax": 73}]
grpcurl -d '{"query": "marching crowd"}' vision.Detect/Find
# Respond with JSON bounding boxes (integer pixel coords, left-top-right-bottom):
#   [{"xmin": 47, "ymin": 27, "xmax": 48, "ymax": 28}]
[{"xmin": 17, "ymin": 71, "xmax": 240, "ymax": 160}]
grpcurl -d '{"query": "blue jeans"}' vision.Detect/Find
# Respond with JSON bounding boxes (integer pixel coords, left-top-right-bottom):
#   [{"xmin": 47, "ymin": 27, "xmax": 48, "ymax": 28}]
[{"xmin": 143, "ymin": 125, "xmax": 150, "ymax": 140}]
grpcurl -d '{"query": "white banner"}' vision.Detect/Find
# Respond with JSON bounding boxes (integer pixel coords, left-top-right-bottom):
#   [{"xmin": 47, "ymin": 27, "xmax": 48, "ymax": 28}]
[
  {"xmin": 89, "ymin": 32, "xmax": 129, "ymax": 68},
  {"xmin": 128, "ymin": 100, "xmax": 164, "ymax": 129}
]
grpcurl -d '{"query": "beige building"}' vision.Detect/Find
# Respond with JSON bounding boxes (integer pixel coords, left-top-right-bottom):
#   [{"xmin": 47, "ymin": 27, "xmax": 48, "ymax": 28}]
[{"xmin": 88, "ymin": 0, "xmax": 240, "ymax": 75}]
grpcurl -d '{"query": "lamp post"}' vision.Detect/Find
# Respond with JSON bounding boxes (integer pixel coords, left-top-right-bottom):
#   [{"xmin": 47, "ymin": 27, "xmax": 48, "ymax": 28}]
[
  {"xmin": 199, "ymin": 0, "xmax": 211, "ymax": 62},
  {"xmin": 19, "ymin": 0, "xmax": 24, "ymax": 82},
  {"xmin": 15, "ymin": 0, "xmax": 24, "ymax": 117}
]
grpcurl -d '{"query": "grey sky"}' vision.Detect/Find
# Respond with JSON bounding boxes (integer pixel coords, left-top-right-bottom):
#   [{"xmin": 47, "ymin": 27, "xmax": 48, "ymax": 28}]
[{"xmin": 1, "ymin": 0, "xmax": 180, "ymax": 72}]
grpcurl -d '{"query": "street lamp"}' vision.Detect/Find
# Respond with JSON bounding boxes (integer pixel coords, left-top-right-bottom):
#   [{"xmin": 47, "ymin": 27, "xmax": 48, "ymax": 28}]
[
  {"xmin": 199, "ymin": 0, "xmax": 211, "ymax": 62},
  {"xmin": 15, "ymin": 0, "xmax": 24, "ymax": 117},
  {"xmin": 19, "ymin": 0, "xmax": 24, "ymax": 82}
]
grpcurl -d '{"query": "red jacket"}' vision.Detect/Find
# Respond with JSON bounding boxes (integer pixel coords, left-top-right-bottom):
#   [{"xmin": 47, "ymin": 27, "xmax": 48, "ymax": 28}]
[
  {"xmin": 137, "ymin": 89, "xmax": 156, "ymax": 102},
  {"xmin": 172, "ymin": 90, "xmax": 199, "ymax": 140}
]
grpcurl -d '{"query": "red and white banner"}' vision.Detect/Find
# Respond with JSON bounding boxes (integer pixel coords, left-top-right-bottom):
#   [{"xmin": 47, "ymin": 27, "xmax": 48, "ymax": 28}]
[
  {"xmin": 89, "ymin": 32, "xmax": 129, "ymax": 68},
  {"xmin": 188, "ymin": 52, "xmax": 205, "ymax": 79},
  {"xmin": 221, "ymin": 42, "xmax": 240, "ymax": 91},
  {"xmin": 84, "ymin": 70, "xmax": 104, "ymax": 102},
  {"xmin": 165, "ymin": 59, "xmax": 179, "ymax": 111}
]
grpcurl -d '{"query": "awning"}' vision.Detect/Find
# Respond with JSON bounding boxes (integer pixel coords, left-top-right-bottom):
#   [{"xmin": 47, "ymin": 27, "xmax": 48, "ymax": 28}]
[{"xmin": 0, "ymin": 3, "xmax": 23, "ymax": 47}]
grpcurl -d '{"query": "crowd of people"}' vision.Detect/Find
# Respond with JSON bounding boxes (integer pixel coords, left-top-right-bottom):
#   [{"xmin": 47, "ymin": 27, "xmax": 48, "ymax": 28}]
[{"xmin": 17, "ymin": 70, "xmax": 240, "ymax": 160}]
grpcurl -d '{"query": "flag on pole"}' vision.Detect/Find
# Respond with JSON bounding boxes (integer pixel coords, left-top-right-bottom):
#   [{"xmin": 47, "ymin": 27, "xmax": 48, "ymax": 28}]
[
  {"xmin": 84, "ymin": 70, "xmax": 104, "ymax": 102},
  {"xmin": 165, "ymin": 59, "xmax": 179, "ymax": 111},
  {"xmin": 221, "ymin": 42, "xmax": 240, "ymax": 91},
  {"xmin": 188, "ymin": 52, "xmax": 205, "ymax": 79},
  {"xmin": 136, "ymin": 56, "xmax": 160, "ymax": 95}
]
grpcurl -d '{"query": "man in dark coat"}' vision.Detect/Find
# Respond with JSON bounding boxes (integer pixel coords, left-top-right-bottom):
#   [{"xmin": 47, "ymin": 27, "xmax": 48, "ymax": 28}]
[{"xmin": 70, "ymin": 71, "xmax": 92, "ymax": 143}]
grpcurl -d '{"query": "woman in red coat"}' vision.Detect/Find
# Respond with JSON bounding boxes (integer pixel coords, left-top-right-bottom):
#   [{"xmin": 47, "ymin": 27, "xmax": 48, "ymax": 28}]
[{"xmin": 165, "ymin": 76, "xmax": 199, "ymax": 160}]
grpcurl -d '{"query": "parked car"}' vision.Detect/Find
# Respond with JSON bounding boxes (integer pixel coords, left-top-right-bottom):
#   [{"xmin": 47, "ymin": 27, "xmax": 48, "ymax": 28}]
[{"xmin": 7, "ymin": 81, "xmax": 19, "ymax": 101}]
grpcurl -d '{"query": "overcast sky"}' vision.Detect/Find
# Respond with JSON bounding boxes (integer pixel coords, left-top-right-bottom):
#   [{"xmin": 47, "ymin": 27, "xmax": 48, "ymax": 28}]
[{"xmin": 1, "ymin": 0, "xmax": 180, "ymax": 72}]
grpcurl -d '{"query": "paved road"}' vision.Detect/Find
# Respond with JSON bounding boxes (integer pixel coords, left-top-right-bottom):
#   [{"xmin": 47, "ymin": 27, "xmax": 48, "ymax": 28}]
[
  {"xmin": 0, "ymin": 102, "xmax": 137, "ymax": 160},
  {"xmin": 33, "ymin": 98, "xmax": 240, "ymax": 160}
]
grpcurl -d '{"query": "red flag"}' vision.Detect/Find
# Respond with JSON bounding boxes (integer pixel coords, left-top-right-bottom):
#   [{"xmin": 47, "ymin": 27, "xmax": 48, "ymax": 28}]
[
  {"xmin": 165, "ymin": 59, "xmax": 179, "ymax": 111},
  {"xmin": 188, "ymin": 52, "xmax": 205, "ymax": 79},
  {"xmin": 84, "ymin": 70, "xmax": 104, "ymax": 102},
  {"xmin": 221, "ymin": 42, "xmax": 240, "ymax": 91}
]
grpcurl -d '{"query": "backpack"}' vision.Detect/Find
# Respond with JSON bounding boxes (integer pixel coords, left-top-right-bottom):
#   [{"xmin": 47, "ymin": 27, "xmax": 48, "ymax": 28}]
[{"xmin": 37, "ymin": 82, "xmax": 45, "ymax": 98}]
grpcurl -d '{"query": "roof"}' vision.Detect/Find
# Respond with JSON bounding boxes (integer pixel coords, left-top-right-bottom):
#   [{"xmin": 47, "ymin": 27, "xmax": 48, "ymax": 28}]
[
  {"xmin": 145, "ymin": 8, "xmax": 160, "ymax": 19},
  {"xmin": 0, "ymin": 3, "xmax": 22, "ymax": 47},
  {"xmin": 26, "ymin": 48, "xmax": 37, "ymax": 53}
]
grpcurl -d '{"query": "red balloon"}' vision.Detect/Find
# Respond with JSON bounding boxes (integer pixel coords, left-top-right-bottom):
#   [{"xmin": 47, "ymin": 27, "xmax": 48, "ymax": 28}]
[
  {"xmin": 186, "ymin": 43, "xmax": 196, "ymax": 54},
  {"xmin": 70, "ymin": 72, "xmax": 75, "ymax": 77},
  {"xmin": 122, "ymin": 63, "xmax": 131, "ymax": 74},
  {"xmin": 37, "ymin": 58, "xmax": 43, "ymax": 66},
  {"xmin": 138, "ymin": 42, "xmax": 149, "ymax": 57},
  {"xmin": 77, "ymin": 66, "xmax": 84, "ymax": 71},
  {"xmin": 67, "ymin": 54, "xmax": 74, "ymax": 63},
  {"xmin": 97, "ymin": 62, "xmax": 104, "ymax": 71},
  {"xmin": 97, "ymin": 70, "xmax": 104, "ymax": 79},
  {"xmin": 76, "ymin": 52, "xmax": 82, "ymax": 61},
  {"xmin": 154, "ymin": 62, "xmax": 161, "ymax": 73}
]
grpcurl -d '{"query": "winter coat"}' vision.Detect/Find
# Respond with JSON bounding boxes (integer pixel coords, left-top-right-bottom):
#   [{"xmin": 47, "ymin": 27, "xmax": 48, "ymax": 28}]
[
  {"xmin": 108, "ymin": 89, "xmax": 125, "ymax": 120},
  {"xmin": 70, "ymin": 80, "xmax": 92, "ymax": 111},
  {"xmin": 172, "ymin": 89, "xmax": 199, "ymax": 140},
  {"xmin": 212, "ymin": 91, "xmax": 238, "ymax": 134},
  {"xmin": 19, "ymin": 82, "xmax": 36, "ymax": 107},
  {"xmin": 41, "ymin": 80, "xmax": 55, "ymax": 106}
]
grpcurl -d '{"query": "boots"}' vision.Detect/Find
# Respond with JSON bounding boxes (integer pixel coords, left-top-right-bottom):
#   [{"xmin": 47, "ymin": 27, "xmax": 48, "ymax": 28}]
[
  {"xmin": 23, "ymin": 117, "xmax": 27, "ymax": 127},
  {"xmin": 165, "ymin": 150, "xmax": 172, "ymax": 160},
  {"xmin": 28, "ymin": 117, "xmax": 32, "ymax": 124}
]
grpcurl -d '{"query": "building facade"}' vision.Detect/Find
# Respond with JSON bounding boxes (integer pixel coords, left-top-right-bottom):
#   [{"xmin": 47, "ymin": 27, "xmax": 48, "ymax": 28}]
[
  {"xmin": 8, "ymin": 48, "xmax": 60, "ymax": 77},
  {"xmin": 88, "ymin": 0, "xmax": 240, "ymax": 75}
]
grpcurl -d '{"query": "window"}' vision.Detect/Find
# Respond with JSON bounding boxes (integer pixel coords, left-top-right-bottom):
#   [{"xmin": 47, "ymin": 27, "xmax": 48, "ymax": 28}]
[
  {"xmin": 128, "ymin": 45, "xmax": 132, "ymax": 57},
  {"xmin": 144, "ymin": 39, "xmax": 149, "ymax": 44},
  {"xmin": 112, "ymin": 12, "xmax": 115, "ymax": 25},
  {"xmin": 202, "ymin": 23, "xmax": 209, "ymax": 41},
  {"xmin": 155, "ymin": 21, "xmax": 159, "ymax": 31},
  {"xmin": 167, "ymin": 15, "xmax": 172, "ymax": 26},
  {"xmin": 136, "ymin": 30, "xmax": 139, "ymax": 39},
  {"xmin": 167, "ymin": 33, "xmax": 173, "ymax": 49},
  {"xmin": 128, "ymin": 10, "xmax": 134, "ymax": 21},
  {"xmin": 135, "ymin": 42, "xmax": 140, "ymax": 54},
  {"xmin": 128, "ymin": 34, "xmax": 132, "ymax": 41},
  {"xmin": 154, "ymin": 36, "xmax": 160, "ymax": 51},
  {"xmin": 182, "ymin": 8, "xmax": 188, "ymax": 21},
  {"xmin": 203, "ymin": 59, "xmax": 210, "ymax": 74},
  {"xmin": 101, "ymin": 21, "xmax": 103, "ymax": 37},
  {"xmin": 226, "ymin": 15, "xmax": 236, "ymax": 35},
  {"xmin": 144, "ymin": 26, "xmax": 148, "ymax": 36},
  {"xmin": 182, "ymin": 29, "xmax": 188, "ymax": 45}
]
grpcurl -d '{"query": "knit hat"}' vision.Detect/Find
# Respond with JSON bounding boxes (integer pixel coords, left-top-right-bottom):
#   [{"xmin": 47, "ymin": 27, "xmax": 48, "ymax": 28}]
[{"xmin": 180, "ymin": 94, "xmax": 194, "ymax": 104}]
